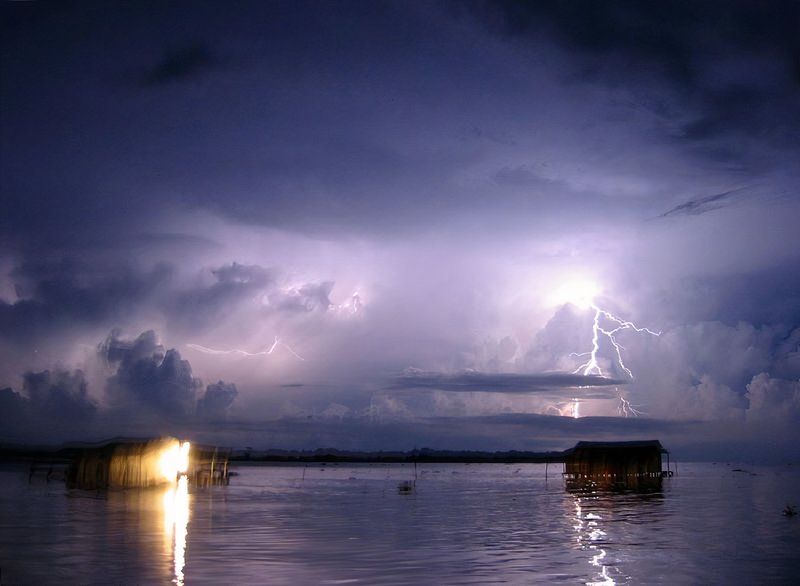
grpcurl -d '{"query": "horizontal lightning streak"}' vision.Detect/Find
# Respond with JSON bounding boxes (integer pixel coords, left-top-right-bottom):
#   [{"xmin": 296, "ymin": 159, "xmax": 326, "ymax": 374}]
[{"xmin": 187, "ymin": 336, "xmax": 305, "ymax": 361}]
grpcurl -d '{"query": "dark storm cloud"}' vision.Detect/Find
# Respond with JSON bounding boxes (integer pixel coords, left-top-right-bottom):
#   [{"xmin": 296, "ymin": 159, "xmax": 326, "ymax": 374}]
[
  {"xmin": 100, "ymin": 329, "xmax": 241, "ymax": 423},
  {"xmin": 23, "ymin": 368, "xmax": 97, "ymax": 422},
  {"xmin": 197, "ymin": 380, "xmax": 239, "ymax": 421},
  {"xmin": 1, "ymin": 1, "xmax": 799, "ymax": 456},
  {"xmin": 659, "ymin": 260, "xmax": 800, "ymax": 326},
  {"xmin": 168, "ymin": 262, "xmax": 335, "ymax": 334},
  {"xmin": 477, "ymin": 0, "xmax": 800, "ymax": 167},
  {"xmin": 391, "ymin": 371, "xmax": 625, "ymax": 393},
  {"xmin": 0, "ymin": 369, "xmax": 96, "ymax": 439},
  {"xmin": 0, "ymin": 260, "xmax": 172, "ymax": 341},
  {"xmin": 479, "ymin": 0, "xmax": 800, "ymax": 81},
  {"xmin": 103, "ymin": 330, "xmax": 201, "ymax": 418},
  {"xmin": 169, "ymin": 263, "xmax": 275, "ymax": 331},
  {"xmin": 142, "ymin": 41, "xmax": 217, "ymax": 87},
  {"xmin": 477, "ymin": 0, "xmax": 695, "ymax": 76}
]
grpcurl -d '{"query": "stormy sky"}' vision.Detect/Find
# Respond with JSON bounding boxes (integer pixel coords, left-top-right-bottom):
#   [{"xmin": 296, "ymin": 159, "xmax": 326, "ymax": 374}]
[{"xmin": 2, "ymin": 1, "xmax": 799, "ymax": 461}]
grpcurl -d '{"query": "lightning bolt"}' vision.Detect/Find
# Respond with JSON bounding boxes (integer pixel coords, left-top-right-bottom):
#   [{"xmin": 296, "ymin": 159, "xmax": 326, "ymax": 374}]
[
  {"xmin": 187, "ymin": 336, "xmax": 306, "ymax": 361},
  {"xmin": 571, "ymin": 397, "xmax": 580, "ymax": 419},
  {"xmin": 618, "ymin": 393, "xmax": 646, "ymax": 417},
  {"xmin": 570, "ymin": 304, "xmax": 660, "ymax": 379}
]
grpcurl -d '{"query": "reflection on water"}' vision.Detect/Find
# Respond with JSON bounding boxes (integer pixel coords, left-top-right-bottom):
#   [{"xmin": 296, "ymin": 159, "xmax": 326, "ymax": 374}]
[
  {"xmin": 1, "ymin": 462, "xmax": 799, "ymax": 584},
  {"xmin": 573, "ymin": 496, "xmax": 615, "ymax": 586},
  {"xmin": 163, "ymin": 476, "xmax": 190, "ymax": 586},
  {"xmin": 570, "ymin": 490, "xmax": 670, "ymax": 586}
]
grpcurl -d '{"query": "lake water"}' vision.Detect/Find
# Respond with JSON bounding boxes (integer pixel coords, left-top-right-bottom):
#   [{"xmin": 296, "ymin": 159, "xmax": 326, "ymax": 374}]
[{"xmin": 1, "ymin": 461, "xmax": 799, "ymax": 584}]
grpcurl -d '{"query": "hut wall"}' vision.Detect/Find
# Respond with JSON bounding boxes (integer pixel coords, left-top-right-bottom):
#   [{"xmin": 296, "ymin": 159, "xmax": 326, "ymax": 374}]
[
  {"xmin": 69, "ymin": 438, "xmax": 180, "ymax": 489},
  {"xmin": 108, "ymin": 438, "xmax": 179, "ymax": 488},
  {"xmin": 564, "ymin": 443, "xmax": 664, "ymax": 489}
]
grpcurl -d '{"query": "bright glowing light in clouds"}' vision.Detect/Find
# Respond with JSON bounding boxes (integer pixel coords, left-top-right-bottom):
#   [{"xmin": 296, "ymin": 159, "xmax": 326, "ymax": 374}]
[
  {"xmin": 548, "ymin": 278, "xmax": 601, "ymax": 310},
  {"xmin": 545, "ymin": 278, "xmax": 660, "ymax": 418}
]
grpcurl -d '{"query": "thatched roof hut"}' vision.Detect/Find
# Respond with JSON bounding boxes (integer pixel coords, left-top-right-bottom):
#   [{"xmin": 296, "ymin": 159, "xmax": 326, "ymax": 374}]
[
  {"xmin": 563, "ymin": 440, "xmax": 669, "ymax": 490},
  {"xmin": 67, "ymin": 437, "xmax": 184, "ymax": 490}
]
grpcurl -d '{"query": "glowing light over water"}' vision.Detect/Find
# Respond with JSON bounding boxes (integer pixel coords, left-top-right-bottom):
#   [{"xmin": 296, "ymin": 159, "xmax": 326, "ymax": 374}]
[{"xmin": 159, "ymin": 441, "xmax": 192, "ymax": 482}]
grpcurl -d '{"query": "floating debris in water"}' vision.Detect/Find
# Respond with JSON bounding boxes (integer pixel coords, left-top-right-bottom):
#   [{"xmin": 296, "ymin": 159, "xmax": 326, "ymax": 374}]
[{"xmin": 783, "ymin": 505, "xmax": 797, "ymax": 517}]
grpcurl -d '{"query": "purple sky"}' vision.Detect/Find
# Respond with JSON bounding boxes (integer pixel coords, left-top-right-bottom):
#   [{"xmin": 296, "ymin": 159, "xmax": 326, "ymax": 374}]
[{"xmin": 2, "ymin": 1, "xmax": 799, "ymax": 461}]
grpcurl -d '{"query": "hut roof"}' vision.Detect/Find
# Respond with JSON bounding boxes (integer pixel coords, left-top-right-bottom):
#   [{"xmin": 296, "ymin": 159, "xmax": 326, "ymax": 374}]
[{"xmin": 565, "ymin": 440, "xmax": 667, "ymax": 454}]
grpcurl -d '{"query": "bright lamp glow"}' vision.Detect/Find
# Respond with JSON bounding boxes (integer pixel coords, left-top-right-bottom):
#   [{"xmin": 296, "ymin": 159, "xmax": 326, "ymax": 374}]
[{"xmin": 159, "ymin": 441, "xmax": 192, "ymax": 482}]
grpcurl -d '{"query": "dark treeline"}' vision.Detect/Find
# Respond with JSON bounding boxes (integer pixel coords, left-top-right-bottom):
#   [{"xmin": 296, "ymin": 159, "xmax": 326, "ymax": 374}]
[
  {"xmin": 231, "ymin": 447, "xmax": 568, "ymax": 464},
  {"xmin": 1, "ymin": 443, "xmax": 569, "ymax": 465}
]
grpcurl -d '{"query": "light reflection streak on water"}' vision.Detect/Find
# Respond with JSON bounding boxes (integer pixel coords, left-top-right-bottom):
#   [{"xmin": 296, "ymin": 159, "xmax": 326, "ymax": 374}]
[
  {"xmin": 573, "ymin": 496, "xmax": 615, "ymax": 586},
  {"xmin": 163, "ymin": 476, "xmax": 190, "ymax": 585}
]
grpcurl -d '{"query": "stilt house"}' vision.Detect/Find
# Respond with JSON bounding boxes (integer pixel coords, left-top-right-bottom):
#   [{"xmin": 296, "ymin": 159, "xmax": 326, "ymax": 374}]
[
  {"xmin": 563, "ymin": 440, "xmax": 670, "ymax": 490},
  {"xmin": 67, "ymin": 437, "xmax": 182, "ymax": 489},
  {"xmin": 66, "ymin": 437, "xmax": 230, "ymax": 489}
]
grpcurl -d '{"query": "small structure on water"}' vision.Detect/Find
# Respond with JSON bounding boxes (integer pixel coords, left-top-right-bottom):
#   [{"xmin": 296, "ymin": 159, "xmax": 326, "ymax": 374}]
[
  {"xmin": 562, "ymin": 440, "xmax": 672, "ymax": 490},
  {"xmin": 65, "ymin": 437, "xmax": 230, "ymax": 489}
]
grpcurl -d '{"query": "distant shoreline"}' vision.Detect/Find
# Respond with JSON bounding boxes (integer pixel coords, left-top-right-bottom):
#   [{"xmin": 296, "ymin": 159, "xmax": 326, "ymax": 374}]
[
  {"xmin": 229, "ymin": 448, "xmax": 567, "ymax": 464},
  {"xmin": 0, "ymin": 443, "xmax": 567, "ymax": 465}
]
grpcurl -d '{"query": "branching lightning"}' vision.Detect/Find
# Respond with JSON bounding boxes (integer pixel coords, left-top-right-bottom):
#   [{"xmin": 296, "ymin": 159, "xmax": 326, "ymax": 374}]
[
  {"xmin": 570, "ymin": 304, "xmax": 660, "ymax": 379},
  {"xmin": 187, "ymin": 336, "xmax": 306, "ymax": 361},
  {"xmin": 617, "ymin": 393, "xmax": 646, "ymax": 417},
  {"xmin": 550, "ymin": 280, "xmax": 660, "ymax": 418}
]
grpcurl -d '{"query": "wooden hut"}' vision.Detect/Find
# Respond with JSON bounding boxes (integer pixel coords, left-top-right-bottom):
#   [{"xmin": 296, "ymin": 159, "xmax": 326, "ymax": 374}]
[
  {"xmin": 562, "ymin": 440, "xmax": 670, "ymax": 490},
  {"xmin": 66, "ymin": 437, "xmax": 231, "ymax": 489},
  {"xmin": 67, "ymin": 437, "xmax": 185, "ymax": 490}
]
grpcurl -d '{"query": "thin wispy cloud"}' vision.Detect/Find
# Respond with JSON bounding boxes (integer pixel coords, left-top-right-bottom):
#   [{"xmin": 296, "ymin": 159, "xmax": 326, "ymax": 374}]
[{"xmin": 390, "ymin": 371, "xmax": 626, "ymax": 393}]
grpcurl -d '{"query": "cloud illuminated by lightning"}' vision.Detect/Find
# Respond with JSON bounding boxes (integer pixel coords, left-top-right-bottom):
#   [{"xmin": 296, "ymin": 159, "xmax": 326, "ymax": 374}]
[
  {"xmin": 187, "ymin": 336, "xmax": 305, "ymax": 361},
  {"xmin": 548, "ymin": 278, "xmax": 659, "ymax": 418},
  {"xmin": 331, "ymin": 291, "xmax": 363, "ymax": 315}
]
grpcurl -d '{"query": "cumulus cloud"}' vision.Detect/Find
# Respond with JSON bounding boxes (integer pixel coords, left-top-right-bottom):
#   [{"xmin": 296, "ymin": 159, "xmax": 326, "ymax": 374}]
[
  {"xmin": 746, "ymin": 373, "xmax": 800, "ymax": 422},
  {"xmin": 23, "ymin": 368, "xmax": 97, "ymax": 422},
  {"xmin": 169, "ymin": 262, "xmax": 276, "ymax": 332},
  {"xmin": 0, "ymin": 369, "xmax": 96, "ymax": 440},
  {"xmin": 197, "ymin": 380, "xmax": 238, "ymax": 420},
  {"xmin": 0, "ymin": 260, "xmax": 172, "ymax": 342},
  {"xmin": 168, "ymin": 262, "xmax": 337, "ymax": 337},
  {"xmin": 103, "ymin": 329, "xmax": 201, "ymax": 418}
]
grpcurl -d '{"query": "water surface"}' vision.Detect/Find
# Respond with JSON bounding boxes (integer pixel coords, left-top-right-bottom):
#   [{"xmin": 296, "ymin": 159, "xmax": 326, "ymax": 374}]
[{"xmin": 1, "ymin": 462, "xmax": 798, "ymax": 584}]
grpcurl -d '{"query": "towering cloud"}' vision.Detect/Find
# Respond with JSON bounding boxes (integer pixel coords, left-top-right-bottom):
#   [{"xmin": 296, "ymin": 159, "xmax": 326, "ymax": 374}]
[
  {"xmin": 197, "ymin": 381, "xmax": 239, "ymax": 421},
  {"xmin": 103, "ymin": 330, "xmax": 201, "ymax": 418}
]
